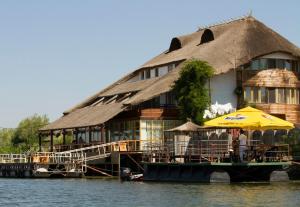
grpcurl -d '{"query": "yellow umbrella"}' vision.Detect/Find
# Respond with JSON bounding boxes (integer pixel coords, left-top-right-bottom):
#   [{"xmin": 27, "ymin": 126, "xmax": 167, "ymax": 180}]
[{"xmin": 204, "ymin": 106, "xmax": 294, "ymax": 130}]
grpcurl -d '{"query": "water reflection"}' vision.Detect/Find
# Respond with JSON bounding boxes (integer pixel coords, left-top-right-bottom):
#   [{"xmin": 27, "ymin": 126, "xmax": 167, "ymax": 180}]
[{"xmin": 0, "ymin": 179, "xmax": 299, "ymax": 207}]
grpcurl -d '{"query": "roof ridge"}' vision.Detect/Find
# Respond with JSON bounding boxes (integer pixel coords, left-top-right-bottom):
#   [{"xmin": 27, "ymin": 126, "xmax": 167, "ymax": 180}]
[{"xmin": 197, "ymin": 13, "xmax": 254, "ymax": 31}]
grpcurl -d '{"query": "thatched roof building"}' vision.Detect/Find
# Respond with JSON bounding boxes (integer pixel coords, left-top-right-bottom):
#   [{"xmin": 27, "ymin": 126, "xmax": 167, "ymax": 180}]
[{"xmin": 41, "ymin": 16, "xmax": 300, "ymax": 132}]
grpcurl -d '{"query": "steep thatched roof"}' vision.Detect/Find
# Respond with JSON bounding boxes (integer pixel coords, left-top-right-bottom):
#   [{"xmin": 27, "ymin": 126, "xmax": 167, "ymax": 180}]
[{"xmin": 42, "ymin": 16, "xmax": 300, "ymax": 131}]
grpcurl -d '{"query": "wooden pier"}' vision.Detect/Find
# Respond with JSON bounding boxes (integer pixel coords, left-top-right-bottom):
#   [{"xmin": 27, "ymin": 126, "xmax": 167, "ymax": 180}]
[
  {"xmin": 0, "ymin": 139, "xmax": 296, "ymax": 182},
  {"xmin": 0, "ymin": 153, "xmax": 86, "ymax": 178}
]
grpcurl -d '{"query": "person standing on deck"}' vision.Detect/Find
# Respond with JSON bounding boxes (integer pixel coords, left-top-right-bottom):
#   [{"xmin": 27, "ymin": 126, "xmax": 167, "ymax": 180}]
[{"xmin": 239, "ymin": 130, "xmax": 247, "ymax": 162}]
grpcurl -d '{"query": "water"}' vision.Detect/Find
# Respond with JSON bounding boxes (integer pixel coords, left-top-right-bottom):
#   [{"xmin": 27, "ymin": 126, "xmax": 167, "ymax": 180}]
[{"xmin": 0, "ymin": 179, "xmax": 300, "ymax": 207}]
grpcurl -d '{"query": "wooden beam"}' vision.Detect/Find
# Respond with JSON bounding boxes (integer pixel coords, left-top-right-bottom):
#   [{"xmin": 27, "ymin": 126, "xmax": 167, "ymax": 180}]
[
  {"xmin": 86, "ymin": 165, "xmax": 113, "ymax": 177},
  {"xmin": 50, "ymin": 130, "xmax": 54, "ymax": 152}
]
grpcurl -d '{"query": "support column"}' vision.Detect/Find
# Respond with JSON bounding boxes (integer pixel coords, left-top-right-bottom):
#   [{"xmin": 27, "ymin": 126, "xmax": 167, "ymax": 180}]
[
  {"xmin": 101, "ymin": 125, "xmax": 105, "ymax": 143},
  {"xmin": 74, "ymin": 129, "xmax": 79, "ymax": 144},
  {"xmin": 88, "ymin": 127, "xmax": 92, "ymax": 144},
  {"xmin": 50, "ymin": 130, "xmax": 54, "ymax": 152},
  {"xmin": 38, "ymin": 133, "xmax": 42, "ymax": 152}
]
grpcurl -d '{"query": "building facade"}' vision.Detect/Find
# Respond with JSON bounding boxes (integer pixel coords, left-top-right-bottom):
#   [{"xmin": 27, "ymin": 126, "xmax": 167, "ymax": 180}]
[{"xmin": 40, "ymin": 16, "xmax": 300, "ymax": 150}]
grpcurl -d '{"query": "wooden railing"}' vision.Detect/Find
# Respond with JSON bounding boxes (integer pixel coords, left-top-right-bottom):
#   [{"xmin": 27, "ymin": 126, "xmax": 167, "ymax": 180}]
[{"xmin": 142, "ymin": 140, "xmax": 291, "ymax": 163}]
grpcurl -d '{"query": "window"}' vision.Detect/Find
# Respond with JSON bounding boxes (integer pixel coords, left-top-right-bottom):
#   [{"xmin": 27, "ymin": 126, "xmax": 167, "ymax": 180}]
[
  {"xmin": 244, "ymin": 87, "xmax": 300, "ymax": 104},
  {"xmin": 155, "ymin": 68, "xmax": 159, "ymax": 77},
  {"xmin": 244, "ymin": 87, "xmax": 251, "ymax": 101},
  {"xmin": 260, "ymin": 59, "xmax": 268, "ymax": 69},
  {"xmin": 253, "ymin": 87, "xmax": 259, "ymax": 103},
  {"xmin": 268, "ymin": 59, "xmax": 276, "ymax": 69},
  {"xmin": 277, "ymin": 88, "xmax": 285, "ymax": 103},
  {"xmin": 285, "ymin": 88, "xmax": 291, "ymax": 104},
  {"xmin": 140, "ymin": 71, "xmax": 145, "ymax": 80},
  {"xmin": 200, "ymin": 29, "xmax": 214, "ymax": 44},
  {"xmin": 285, "ymin": 60, "xmax": 292, "ymax": 70},
  {"xmin": 168, "ymin": 38, "xmax": 182, "ymax": 52},
  {"xmin": 145, "ymin": 69, "xmax": 151, "ymax": 79},
  {"xmin": 251, "ymin": 60, "xmax": 259, "ymax": 70},
  {"xmin": 250, "ymin": 58, "xmax": 299, "ymax": 71},
  {"xmin": 268, "ymin": 88, "xmax": 276, "ymax": 103},
  {"xmin": 261, "ymin": 87, "xmax": 267, "ymax": 103},
  {"xmin": 276, "ymin": 59, "xmax": 285, "ymax": 69}
]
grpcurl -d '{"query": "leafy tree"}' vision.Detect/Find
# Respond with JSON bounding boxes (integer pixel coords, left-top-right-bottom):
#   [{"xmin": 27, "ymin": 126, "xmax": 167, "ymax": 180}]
[
  {"xmin": 0, "ymin": 128, "xmax": 14, "ymax": 146},
  {"xmin": 173, "ymin": 59, "xmax": 214, "ymax": 124},
  {"xmin": 11, "ymin": 114, "xmax": 49, "ymax": 152},
  {"xmin": 0, "ymin": 128, "xmax": 16, "ymax": 153}
]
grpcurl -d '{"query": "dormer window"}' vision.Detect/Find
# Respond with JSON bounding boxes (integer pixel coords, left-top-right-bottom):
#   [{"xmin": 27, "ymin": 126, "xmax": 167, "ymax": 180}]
[
  {"xmin": 200, "ymin": 29, "xmax": 214, "ymax": 44},
  {"xmin": 168, "ymin": 38, "xmax": 182, "ymax": 52}
]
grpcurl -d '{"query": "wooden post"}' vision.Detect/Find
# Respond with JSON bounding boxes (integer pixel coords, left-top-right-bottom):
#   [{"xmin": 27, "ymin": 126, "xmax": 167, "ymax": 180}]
[
  {"xmin": 88, "ymin": 127, "xmax": 92, "ymax": 144},
  {"xmin": 74, "ymin": 129, "xmax": 79, "ymax": 144},
  {"xmin": 50, "ymin": 130, "xmax": 54, "ymax": 152},
  {"xmin": 38, "ymin": 133, "xmax": 42, "ymax": 152},
  {"xmin": 101, "ymin": 125, "xmax": 105, "ymax": 143}
]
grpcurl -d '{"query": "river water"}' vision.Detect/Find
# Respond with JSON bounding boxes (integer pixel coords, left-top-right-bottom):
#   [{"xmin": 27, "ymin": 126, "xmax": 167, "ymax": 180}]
[{"xmin": 0, "ymin": 178, "xmax": 300, "ymax": 207}]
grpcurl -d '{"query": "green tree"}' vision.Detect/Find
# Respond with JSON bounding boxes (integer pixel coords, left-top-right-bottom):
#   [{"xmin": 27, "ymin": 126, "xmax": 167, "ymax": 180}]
[
  {"xmin": 0, "ymin": 128, "xmax": 16, "ymax": 153},
  {"xmin": 11, "ymin": 114, "xmax": 49, "ymax": 152},
  {"xmin": 173, "ymin": 59, "xmax": 214, "ymax": 124}
]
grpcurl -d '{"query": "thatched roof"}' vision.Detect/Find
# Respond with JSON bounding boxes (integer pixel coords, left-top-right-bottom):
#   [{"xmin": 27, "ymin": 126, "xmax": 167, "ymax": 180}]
[
  {"xmin": 141, "ymin": 16, "xmax": 300, "ymax": 72},
  {"xmin": 41, "ymin": 102, "xmax": 125, "ymax": 131},
  {"xmin": 165, "ymin": 121, "xmax": 202, "ymax": 132},
  {"xmin": 42, "ymin": 16, "xmax": 300, "ymax": 131}
]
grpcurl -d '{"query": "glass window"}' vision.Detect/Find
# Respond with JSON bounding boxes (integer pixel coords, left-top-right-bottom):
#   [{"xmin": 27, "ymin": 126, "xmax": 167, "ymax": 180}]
[
  {"xmin": 277, "ymin": 88, "xmax": 285, "ymax": 103},
  {"xmin": 268, "ymin": 59, "xmax": 276, "ymax": 69},
  {"xmin": 140, "ymin": 71, "xmax": 145, "ymax": 80},
  {"xmin": 291, "ymin": 89, "xmax": 296, "ymax": 104},
  {"xmin": 244, "ymin": 87, "xmax": 251, "ymax": 102},
  {"xmin": 261, "ymin": 87, "xmax": 267, "ymax": 103},
  {"xmin": 268, "ymin": 88, "xmax": 276, "ymax": 103},
  {"xmin": 251, "ymin": 60, "xmax": 259, "ymax": 70},
  {"xmin": 146, "ymin": 69, "xmax": 151, "ymax": 79},
  {"xmin": 285, "ymin": 88, "xmax": 291, "ymax": 104},
  {"xmin": 285, "ymin": 60, "xmax": 292, "ymax": 70},
  {"xmin": 260, "ymin": 59, "xmax": 268, "ymax": 69},
  {"xmin": 155, "ymin": 68, "xmax": 159, "ymax": 77},
  {"xmin": 276, "ymin": 59, "xmax": 285, "ymax": 69},
  {"xmin": 253, "ymin": 87, "xmax": 259, "ymax": 103}
]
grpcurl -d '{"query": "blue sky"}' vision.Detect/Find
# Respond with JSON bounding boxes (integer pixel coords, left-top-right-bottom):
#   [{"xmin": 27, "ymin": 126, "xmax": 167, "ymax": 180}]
[{"xmin": 0, "ymin": 0, "xmax": 300, "ymax": 128}]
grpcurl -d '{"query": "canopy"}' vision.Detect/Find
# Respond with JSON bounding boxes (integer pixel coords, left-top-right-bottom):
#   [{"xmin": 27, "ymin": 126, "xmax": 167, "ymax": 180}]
[
  {"xmin": 204, "ymin": 106, "xmax": 294, "ymax": 130},
  {"xmin": 165, "ymin": 121, "xmax": 202, "ymax": 132}
]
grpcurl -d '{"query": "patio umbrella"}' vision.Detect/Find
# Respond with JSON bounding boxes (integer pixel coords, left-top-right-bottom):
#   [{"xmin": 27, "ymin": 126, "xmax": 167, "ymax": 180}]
[
  {"xmin": 165, "ymin": 121, "xmax": 203, "ymax": 132},
  {"xmin": 204, "ymin": 106, "xmax": 294, "ymax": 130}
]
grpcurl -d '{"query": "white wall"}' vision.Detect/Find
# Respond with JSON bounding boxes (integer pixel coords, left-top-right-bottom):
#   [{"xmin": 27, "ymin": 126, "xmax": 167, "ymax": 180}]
[{"xmin": 209, "ymin": 70, "xmax": 237, "ymax": 108}]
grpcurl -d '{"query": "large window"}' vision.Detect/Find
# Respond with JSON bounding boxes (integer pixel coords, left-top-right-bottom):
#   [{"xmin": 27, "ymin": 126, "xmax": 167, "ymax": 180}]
[
  {"xmin": 106, "ymin": 120, "xmax": 140, "ymax": 142},
  {"xmin": 244, "ymin": 87, "xmax": 300, "ymax": 104},
  {"xmin": 250, "ymin": 58, "xmax": 299, "ymax": 71},
  {"xmin": 140, "ymin": 120, "xmax": 183, "ymax": 143}
]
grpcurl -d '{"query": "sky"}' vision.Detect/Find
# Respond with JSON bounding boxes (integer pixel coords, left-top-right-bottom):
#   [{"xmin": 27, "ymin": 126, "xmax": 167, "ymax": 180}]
[{"xmin": 0, "ymin": 0, "xmax": 300, "ymax": 128}]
